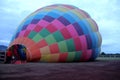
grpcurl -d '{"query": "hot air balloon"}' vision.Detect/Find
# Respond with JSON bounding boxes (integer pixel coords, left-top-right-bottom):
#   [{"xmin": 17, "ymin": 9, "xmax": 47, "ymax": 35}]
[{"xmin": 6, "ymin": 4, "xmax": 102, "ymax": 63}]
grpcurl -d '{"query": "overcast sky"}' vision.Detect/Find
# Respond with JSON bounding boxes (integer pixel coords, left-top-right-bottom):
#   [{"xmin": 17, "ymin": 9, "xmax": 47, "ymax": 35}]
[{"xmin": 0, "ymin": 0, "xmax": 120, "ymax": 53}]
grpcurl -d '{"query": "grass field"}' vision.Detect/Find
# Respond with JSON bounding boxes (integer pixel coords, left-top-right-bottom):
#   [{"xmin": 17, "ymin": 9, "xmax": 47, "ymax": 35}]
[{"xmin": 97, "ymin": 57, "xmax": 120, "ymax": 60}]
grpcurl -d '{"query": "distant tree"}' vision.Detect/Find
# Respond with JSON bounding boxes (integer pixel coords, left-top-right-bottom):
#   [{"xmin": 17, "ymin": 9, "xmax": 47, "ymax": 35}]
[
  {"xmin": 116, "ymin": 53, "xmax": 120, "ymax": 55},
  {"xmin": 101, "ymin": 52, "xmax": 106, "ymax": 55}
]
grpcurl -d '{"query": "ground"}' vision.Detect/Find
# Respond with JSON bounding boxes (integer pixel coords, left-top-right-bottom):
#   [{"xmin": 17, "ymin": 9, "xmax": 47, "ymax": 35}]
[{"xmin": 0, "ymin": 59, "xmax": 120, "ymax": 80}]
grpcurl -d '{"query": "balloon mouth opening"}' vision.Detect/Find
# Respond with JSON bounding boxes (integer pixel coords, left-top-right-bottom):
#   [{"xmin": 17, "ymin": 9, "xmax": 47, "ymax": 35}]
[{"xmin": 5, "ymin": 44, "xmax": 27, "ymax": 64}]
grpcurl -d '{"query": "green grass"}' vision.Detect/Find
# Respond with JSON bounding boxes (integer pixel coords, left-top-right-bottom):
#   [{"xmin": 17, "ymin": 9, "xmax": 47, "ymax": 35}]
[{"xmin": 97, "ymin": 57, "xmax": 120, "ymax": 60}]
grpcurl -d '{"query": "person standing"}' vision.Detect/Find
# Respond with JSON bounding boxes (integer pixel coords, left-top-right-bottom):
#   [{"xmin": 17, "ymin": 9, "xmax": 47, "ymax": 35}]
[{"xmin": 5, "ymin": 49, "xmax": 12, "ymax": 63}]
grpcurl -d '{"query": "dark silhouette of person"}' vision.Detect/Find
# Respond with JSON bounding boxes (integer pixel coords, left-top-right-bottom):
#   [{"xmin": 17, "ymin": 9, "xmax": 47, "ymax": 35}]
[{"xmin": 5, "ymin": 48, "xmax": 12, "ymax": 63}]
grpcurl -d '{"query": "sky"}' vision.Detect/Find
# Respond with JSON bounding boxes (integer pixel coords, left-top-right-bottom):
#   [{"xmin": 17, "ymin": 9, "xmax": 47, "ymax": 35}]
[{"xmin": 0, "ymin": 0, "xmax": 120, "ymax": 53}]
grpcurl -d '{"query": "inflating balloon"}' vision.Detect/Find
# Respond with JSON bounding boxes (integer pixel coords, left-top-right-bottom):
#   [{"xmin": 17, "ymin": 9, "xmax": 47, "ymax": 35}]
[{"xmin": 7, "ymin": 4, "xmax": 102, "ymax": 63}]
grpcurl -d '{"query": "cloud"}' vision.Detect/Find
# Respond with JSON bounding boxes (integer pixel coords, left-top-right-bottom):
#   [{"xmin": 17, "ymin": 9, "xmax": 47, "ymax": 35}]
[{"xmin": 0, "ymin": 40, "xmax": 10, "ymax": 46}]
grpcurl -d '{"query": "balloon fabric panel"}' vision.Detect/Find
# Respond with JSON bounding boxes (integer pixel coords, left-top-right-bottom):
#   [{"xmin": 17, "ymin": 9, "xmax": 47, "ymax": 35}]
[{"xmin": 8, "ymin": 4, "xmax": 102, "ymax": 62}]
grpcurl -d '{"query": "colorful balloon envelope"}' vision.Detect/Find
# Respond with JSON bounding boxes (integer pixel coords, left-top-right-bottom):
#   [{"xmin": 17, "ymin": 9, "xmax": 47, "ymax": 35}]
[{"xmin": 8, "ymin": 4, "xmax": 102, "ymax": 62}]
